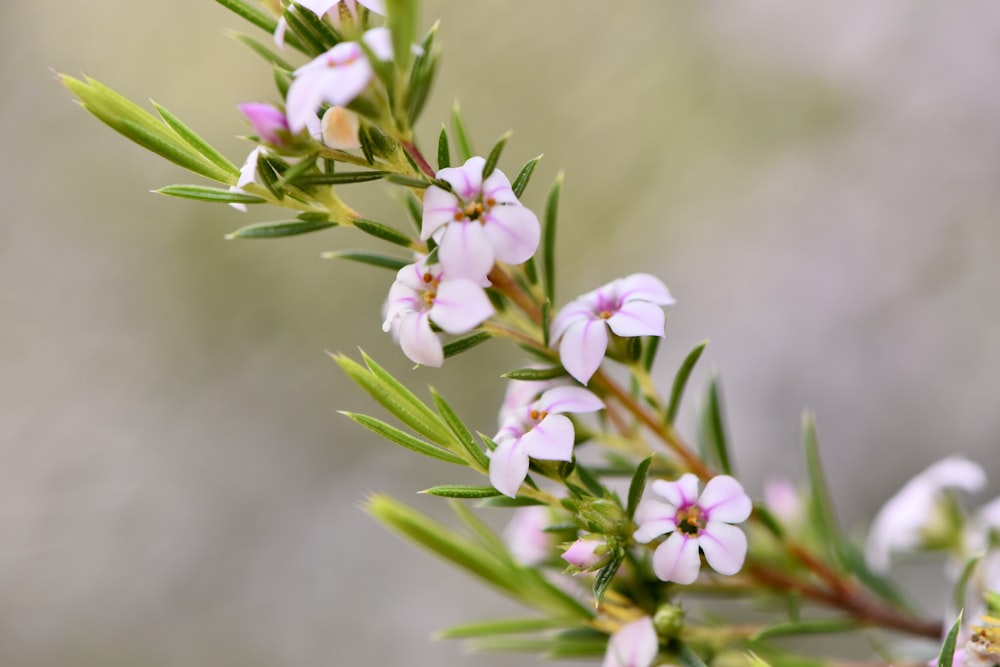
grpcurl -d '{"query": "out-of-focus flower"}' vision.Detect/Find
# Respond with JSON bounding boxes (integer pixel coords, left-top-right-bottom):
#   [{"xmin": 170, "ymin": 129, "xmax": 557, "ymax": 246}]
[
  {"xmin": 634, "ymin": 474, "xmax": 752, "ymax": 584},
  {"xmin": 421, "ymin": 156, "xmax": 540, "ymax": 282},
  {"xmin": 489, "ymin": 386, "xmax": 603, "ymax": 497},
  {"xmin": 503, "ymin": 506, "xmax": 553, "ymax": 566},
  {"xmin": 321, "ymin": 106, "xmax": 361, "ymax": 149},
  {"xmin": 285, "ymin": 27, "xmax": 392, "ymax": 133},
  {"xmin": 228, "ymin": 146, "xmax": 264, "ymax": 212},
  {"xmin": 865, "ymin": 456, "xmax": 987, "ymax": 573},
  {"xmin": 551, "ymin": 274, "xmax": 675, "ymax": 385},
  {"xmin": 562, "ymin": 536, "xmax": 608, "ymax": 570},
  {"xmin": 238, "ymin": 102, "xmax": 290, "ymax": 146},
  {"xmin": 603, "ymin": 616, "xmax": 659, "ymax": 667},
  {"xmin": 763, "ymin": 476, "xmax": 803, "ymax": 525},
  {"xmin": 382, "ymin": 257, "xmax": 493, "ymax": 367}
]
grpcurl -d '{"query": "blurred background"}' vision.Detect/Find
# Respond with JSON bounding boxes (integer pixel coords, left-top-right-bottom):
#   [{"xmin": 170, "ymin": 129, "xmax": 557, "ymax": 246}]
[{"xmin": 4, "ymin": 1, "xmax": 1000, "ymax": 665}]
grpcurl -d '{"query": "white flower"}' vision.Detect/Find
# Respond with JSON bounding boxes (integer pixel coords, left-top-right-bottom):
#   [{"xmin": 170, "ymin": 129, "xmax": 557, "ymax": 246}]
[{"xmin": 603, "ymin": 616, "xmax": 659, "ymax": 667}]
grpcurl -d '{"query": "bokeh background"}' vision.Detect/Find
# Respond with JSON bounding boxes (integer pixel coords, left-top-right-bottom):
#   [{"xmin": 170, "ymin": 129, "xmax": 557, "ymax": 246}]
[{"xmin": 4, "ymin": 1, "xmax": 1000, "ymax": 665}]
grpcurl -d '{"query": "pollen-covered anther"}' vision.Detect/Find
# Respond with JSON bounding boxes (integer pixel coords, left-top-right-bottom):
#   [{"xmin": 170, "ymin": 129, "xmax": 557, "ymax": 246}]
[
  {"xmin": 676, "ymin": 506, "xmax": 704, "ymax": 535},
  {"xmin": 463, "ymin": 202, "xmax": 484, "ymax": 220},
  {"xmin": 599, "ymin": 310, "xmax": 612, "ymax": 320}
]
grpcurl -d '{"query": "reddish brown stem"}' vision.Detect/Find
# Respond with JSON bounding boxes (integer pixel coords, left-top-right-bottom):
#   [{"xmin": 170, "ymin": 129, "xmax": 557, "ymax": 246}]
[
  {"xmin": 488, "ymin": 266, "xmax": 542, "ymax": 323},
  {"xmin": 402, "ymin": 140, "xmax": 436, "ymax": 179}
]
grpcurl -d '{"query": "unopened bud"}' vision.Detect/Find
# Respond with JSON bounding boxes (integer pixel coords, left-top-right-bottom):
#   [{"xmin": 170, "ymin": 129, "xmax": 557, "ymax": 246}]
[
  {"xmin": 561, "ymin": 537, "xmax": 608, "ymax": 571},
  {"xmin": 322, "ymin": 106, "xmax": 361, "ymax": 150},
  {"xmin": 652, "ymin": 603, "xmax": 685, "ymax": 638}
]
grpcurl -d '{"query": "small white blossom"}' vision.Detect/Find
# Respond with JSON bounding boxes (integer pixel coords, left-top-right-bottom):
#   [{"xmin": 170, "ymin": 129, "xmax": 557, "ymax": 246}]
[{"xmin": 603, "ymin": 616, "xmax": 659, "ymax": 667}]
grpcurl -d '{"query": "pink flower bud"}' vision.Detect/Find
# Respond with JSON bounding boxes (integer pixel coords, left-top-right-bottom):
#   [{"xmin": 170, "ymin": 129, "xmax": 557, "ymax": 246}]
[
  {"xmin": 562, "ymin": 537, "xmax": 607, "ymax": 570},
  {"xmin": 237, "ymin": 102, "xmax": 290, "ymax": 146}
]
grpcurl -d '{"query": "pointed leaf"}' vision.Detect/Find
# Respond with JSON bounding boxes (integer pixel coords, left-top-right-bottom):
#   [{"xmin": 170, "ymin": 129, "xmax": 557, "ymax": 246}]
[
  {"xmin": 296, "ymin": 170, "xmax": 390, "ymax": 185},
  {"xmin": 541, "ymin": 173, "xmax": 562, "ymax": 303},
  {"xmin": 431, "ymin": 388, "xmax": 490, "ymax": 470},
  {"xmin": 342, "ymin": 412, "xmax": 465, "ymax": 465},
  {"xmin": 352, "ymin": 218, "xmax": 414, "ymax": 247},
  {"xmin": 451, "ymin": 101, "xmax": 474, "ymax": 161},
  {"xmin": 386, "ymin": 0, "xmax": 418, "ymax": 75},
  {"xmin": 666, "ymin": 340, "xmax": 707, "ymax": 423},
  {"xmin": 750, "ymin": 617, "xmax": 861, "ymax": 641},
  {"xmin": 156, "ymin": 184, "xmax": 265, "ymax": 204},
  {"xmin": 482, "ymin": 130, "xmax": 511, "ymax": 180},
  {"xmin": 212, "ymin": 0, "xmax": 307, "ymax": 53},
  {"xmin": 626, "ymin": 455, "xmax": 654, "ymax": 519},
  {"xmin": 320, "ymin": 249, "xmax": 409, "ymax": 271},
  {"xmin": 700, "ymin": 376, "xmax": 733, "ymax": 475},
  {"xmin": 229, "ymin": 31, "xmax": 295, "ymax": 71},
  {"xmin": 443, "ymin": 331, "xmax": 492, "ymax": 358},
  {"xmin": 502, "ymin": 366, "xmax": 566, "ymax": 382},
  {"xmin": 511, "ymin": 154, "xmax": 543, "ymax": 199},
  {"xmin": 802, "ymin": 411, "xmax": 845, "ymax": 568},
  {"xmin": 437, "ymin": 617, "xmax": 573, "ymax": 640},
  {"xmin": 225, "ymin": 218, "xmax": 336, "ymax": 239},
  {"xmin": 937, "ymin": 610, "xmax": 963, "ymax": 667},
  {"xmin": 437, "ymin": 124, "xmax": 451, "ymax": 170},
  {"xmin": 421, "ymin": 485, "xmax": 501, "ymax": 499},
  {"xmin": 592, "ymin": 548, "xmax": 624, "ymax": 605},
  {"xmin": 154, "ymin": 104, "xmax": 239, "ymax": 178}
]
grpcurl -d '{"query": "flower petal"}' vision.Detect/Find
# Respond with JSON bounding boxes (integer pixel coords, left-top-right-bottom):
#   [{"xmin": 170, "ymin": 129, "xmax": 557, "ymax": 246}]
[
  {"xmin": 618, "ymin": 273, "xmax": 675, "ymax": 306},
  {"xmin": 535, "ymin": 386, "xmax": 604, "ymax": 415},
  {"xmin": 489, "ymin": 437, "xmax": 530, "ymax": 498},
  {"xmin": 357, "ymin": 0, "xmax": 386, "ymax": 13},
  {"xmin": 558, "ymin": 319, "xmax": 608, "ymax": 384},
  {"xmin": 651, "ymin": 474, "xmax": 700, "ymax": 509},
  {"xmin": 437, "ymin": 221, "xmax": 496, "ymax": 281},
  {"xmin": 397, "ymin": 311, "xmax": 443, "ymax": 367},
  {"xmin": 482, "ymin": 169, "xmax": 519, "ymax": 205},
  {"xmin": 286, "ymin": 70, "xmax": 335, "ymax": 133},
  {"xmin": 699, "ymin": 521, "xmax": 748, "ymax": 576},
  {"xmin": 482, "ymin": 204, "xmax": 541, "ymax": 265},
  {"xmin": 651, "ymin": 532, "xmax": 701, "ymax": 584},
  {"xmin": 437, "ymin": 157, "xmax": 485, "ymax": 200},
  {"xmin": 606, "ymin": 300, "xmax": 666, "ymax": 338},
  {"xmin": 521, "ymin": 414, "xmax": 574, "ymax": 461},
  {"xmin": 430, "ymin": 279, "xmax": 494, "ymax": 334},
  {"xmin": 550, "ymin": 301, "xmax": 593, "ymax": 342},
  {"xmin": 362, "ymin": 26, "xmax": 394, "ymax": 61},
  {"xmin": 603, "ymin": 616, "xmax": 658, "ymax": 667},
  {"xmin": 421, "ymin": 186, "xmax": 461, "ymax": 240},
  {"xmin": 699, "ymin": 475, "xmax": 752, "ymax": 524}
]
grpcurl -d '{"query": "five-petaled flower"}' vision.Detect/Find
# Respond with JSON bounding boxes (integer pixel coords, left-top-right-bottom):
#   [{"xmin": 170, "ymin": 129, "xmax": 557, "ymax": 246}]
[
  {"xmin": 285, "ymin": 27, "xmax": 392, "ymax": 133},
  {"xmin": 634, "ymin": 473, "xmax": 752, "ymax": 584},
  {"xmin": 382, "ymin": 257, "xmax": 493, "ymax": 368},
  {"xmin": 603, "ymin": 616, "xmax": 659, "ymax": 667},
  {"xmin": 489, "ymin": 386, "xmax": 603, "ymax": 497},
  {"xmin": 421, "ymin": 156, "xmax": 541, "ymax": 283},
  {"xmin": 551, "ymin": 273, "xmax": 675, "ymax": 385}
]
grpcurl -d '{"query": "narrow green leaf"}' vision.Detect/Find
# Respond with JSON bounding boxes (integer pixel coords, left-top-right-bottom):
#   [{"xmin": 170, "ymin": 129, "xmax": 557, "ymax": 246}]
[
  {"xmin": 386, "ymin": 173, "xmax": 432, "ymax": 189},
  {"xmin": 450, "ymin": 499, "xmax": 511, "ymax": 560},
  {"xmin": 937, "ymin": 610, "xmax": 963, "ymax": 667},
  {"xmin": 802, "ymin": 411, "xmax": 845, "ymax": 568},
  {"xmin": 430, "ymin": 388, "xmax": 490, "ymax": 470},
  {"xmin": 479, "ymin": 495, "xmax": 547, "ymax": 508},
  {"xmin": 385, "ymin": 0, "xmax": 417, "ymax": 75},
  {"xmin": 482, "ymin": 130, "xmax": 512, "ymax": 180},
  {"xmin": 754, "ymin": 505, "xmax": 785, "ymax": 539},
  {"xmin": 273, "ymin": 64, "xmax": 292, "ymax": 99},
  {"xmin": 154, "ymin": 104, "xmax": 239, "ymax": 178},
  {"xmin": 357, "ymin": 351, "xmax": 455, "ymax": 445},
  {"xmin": 541, "ymin": 173, "xmax": 562, "ymax": 303},
  {"xmin": 406, "ymin": 45, "xmax": 438, "ymax": 124},
  {"xmin": 352, "ymin": 218, "xmax": 414, "ymax": 247},
  {"xmin": 229, "ymin": 31, "xmax": 295, "ymax": 71},
  {"xmin": 437, "ymin": 617, "xmax": 573, "ymax": 640},
  {"xmin": 626, "ymin": 456, "xmax": 654, "ymax": 519},
  {"xmin": 357, "ymin": 124, "xmax": 376, "ymax": 164},
  {"xmin": 511, "ymin": 154, "xmax": 543, "ymax": 199},
  {"xmin": 541, "ymin": 299, "xmax": 552, "ymax": 347},
  {"xmin": 289, "ymin": 0, "xmax": 342, "ymax": 49},
  {"xmin": 255, "ymin": 155, "xmax": 285, "ymax": 200},
  {"xmin": 502, "ymin": 367, "xmax": 566, "ymax": 381},
  {"xmin": 212, "ymin": 0, "xmax": 307, "ymax": 52},
  {"xmin": 342, "ymin": 412, "xmax": 466, "ymax": 465},
  {"xmin": 592, "ymin": 548, "xmax": 624, "ymax": 605},
  {"xmin": 421, "ymin": 485, "xmax": 501, "ymax": 499},
  {"xmin": 953, "ymin": 555, "xmax": 983, "ymax": 618},
  {"xmin": 452, "ymin": 101, "xmax": 475, "ymax": 161},
  {"xmin": 320, "ymin": 249, "xmax": 408, "ymax": 271},
  {"xmin": 437, "ymin": 124, "xmax": 451, "ymax": 170},
  {"xmin": 280, "ymin": 4, "xmax": 327, "ymax": 55},
  {"xmin": 642, "ymin": 336, "xmax": 660, "ymax": 373},
  {"xmin": 747, "ymin": 652, "xmax": 774, "ymax": 667},
  {"xmin": 155, "ymin": 184, "xmax": 265, "ymax": 204},
  {"xmin": 443, "ymin": 331, "xmax": 493, "ymax": 358},
  {"xmin": 225, "ymin": 218, "xmax": 336, "ymax": 239},
  {"xmin": 666, "ymin": 340, "xmax": 707, "ymax": 423},
  {"xmin": 700, "ymin": 377, "xmax": 733, "ymax": 475},
  {"xmin": 750, "ymin": 617, "xmax": 861, "ymax": 641},
  {"xmin": 118, "ymin": 119, "xmax": 234, "ymax": 182},
  {"xmin": 675, "ymin": 643, "xmax": 708, "ymax": 667},
  {"xmin": 839, "ymin": 541, "xmax": 916, "ymax": 612},
  {"xmin": 296, "ymin": 170, "xmax": 390, "ymax": 185}
]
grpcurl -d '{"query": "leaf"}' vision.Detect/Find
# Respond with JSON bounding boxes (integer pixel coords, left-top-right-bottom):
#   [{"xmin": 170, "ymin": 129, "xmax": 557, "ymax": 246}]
[
  {"xmin": 502, "ymin": 366, "xmax": 566, "ymax": 381},
  {"xmin": 437, "ymin": 617, "xmax": 573, "ymax": 640},
  {"xmin": 320, "ymin": 249, "xmax": 408, "ymax": 271},
  {"xmin": 288, "ymin": 0, "xmax": 341, "ymax": 50},
  {"xmin": 154, "ymin": 103, "xmax": 239, "ymax": 178},
  {"xmin": 750, "ymin": 617, "xmax": 861, "ymax": 641},
  {"xmin": 385, "ymin": 0, "xmax": 418, "ymax": 75},
  {"xmin": 341, "ymin": 412, "xmax": 466, "ymax": 465},
  {"xmin": 746, "ymin": 652, "xmax": 774, "ymax": 667},
  {"xmin": 666, "ymin": 340, "xmax": 707, "ymax": 423},
  {"xmin": 421, "ymin": 485, "xmax": 501, "ymax": 499},
  {"xmin": 280, "ymin": 4, "xmax": 327, "ymax": 55},
  {"xmin": 386, "ymin": 173, "xmax": 432, "ymax": 188},
  {"xmin": 482, "ymin": 130, "xmax": 512, "ymax": 180},
  {"xmin": 541, "ymin": 173, "xmax": 562, "ymax": 303},
  {"xmin": 225, "ymin": 218, "xmax": 336, "ymax": 239},
  {"xmin": 511, "ymin": 155, "xmax": 543, "ymax": 199},
  {"xmin": 700, "ymin": 376, "xmax": 733, "ymax": 475},
  {"xmin": 952, "ymin": 554, "xmax": 983, "ymax": 620},
  {"xmin": 592, "ymin": 548, "xmax": 624, "ymax": 605},
  {"xmin": 295, "ymin": 170, "xmax": 390, "ymax": 185},
  {"xmin": 352, "ymin": 218, "xmax": 414, "ymax": 247},
  {"xmin": 479, "ymin": 495, "xmax": 547, "ymax": 508},
  {"xmin": 626, "ymin": 456, "xmax": 654, "ymax": 519},
  {"xmin": 211, "ymin": 0, "xmax": 307, "ymax": 53},
  {"xmin": 229, "ymin": 31, "xmax": 295, "ymax": 71},
  {"xmin": 802, "ymin": 411, "xmax": 845, "ymax": 568},
  {"xmin": 450, "ymin": 499, "xmax": 511, "ymax": 559},
  {"xmin": 443, "ymin": 331, "xmax": 493, "ymax": 358},
  {"xmin": 937, "ymin": 610, "xmax": 963, "ymax": 667},
  {"xmin": 675, "ymin": 643, "xmax": 708, "ymax": 667},
  {"xmin": 437, "ymin": 124, "xmax": 451, "ymax": 170},
  {"xmin": 406, "ymin": 26, "xmax": 439, "ymax": 124},
  {"xmin": 451, "ymin": 101, "xmax": 475, "ymax": 161},
  {"xmin": 430, "ymin": 388, "xmax": 490, "ymax": 470},
  {"xmin": 155, "ymin": 184, "xmax": 265, "ymax": 204}
]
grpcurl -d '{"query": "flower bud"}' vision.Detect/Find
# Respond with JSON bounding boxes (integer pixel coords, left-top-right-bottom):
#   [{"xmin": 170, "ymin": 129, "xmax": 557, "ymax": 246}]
[
  {"xmin": 321, "ymin": 106, "xmax": 361, "ymax": 150},
  {"xmin": 652, "ymin": 603, "xmax": 685, "ymax": 639},
  {"xmin": 237, "ymin": 102, "xmax": 291, "ymax": 147},
  {"xmin": 561, "ymin": 537, "xmax": 608, "ymax": 570}
]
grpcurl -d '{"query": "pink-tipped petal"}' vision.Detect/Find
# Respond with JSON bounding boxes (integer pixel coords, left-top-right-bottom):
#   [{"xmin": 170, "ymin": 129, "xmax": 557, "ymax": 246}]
[
  {"xmin": 651, "ymin": 474, "xmax": 700, "ymax": 509},
  {"xmin": 430, "ymin": 279, "xmax": 494, "ymax": 334},
  {"xmin": 482, "ymin": 204, "xmax": 541, "ymax": 265},
  {"xmin": 699, "ymin": 475, "xmax": 753, "ymax": 524},
  {"xmin": 558, "ymin": 320, "xmax": 608, "ymax": 384},
  {"xmin": 421, "ymin": 187, "xmax": 460, "ymax": 240},
  {"xmin": 437, "ymin": 221, "xmax": 496, "ymax": 281},
  {"xmin": 606, "ymin": 300, "xmax": 666, "ymax": 337},
  {"xmin": 397, "ymin": 312, "xmax": 443, "ymax": 367},
  {"xmin": 618, "ymin": 273, "xmax": 675, "ymax": 306},
  {"xmin": 562, "ymin": 538, "xmax": 604, "ymax": 569},
  {"xmin": 652, "ymin": 532, "xmax": 701, "ymax": 584},
  {"xmin": 521, "ymin": 414, "xmax": 575, "ymax": 461},
  {"xmin": 699, "ymin": 521, "xmax": 748, "ymax": 576},
  {"xmin": 490, "ymin": 438, "xmax": 530, "ymax": 498},
  {"xmin": 603, "ymin": 616, "xmax": 658, "ymax": 667}
]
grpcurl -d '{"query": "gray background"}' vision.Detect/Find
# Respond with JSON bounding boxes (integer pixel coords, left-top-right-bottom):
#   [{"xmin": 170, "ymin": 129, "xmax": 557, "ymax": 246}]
[{"xmin": 3, "ymin": 1, "xmax": 1000, "ymax": 665}]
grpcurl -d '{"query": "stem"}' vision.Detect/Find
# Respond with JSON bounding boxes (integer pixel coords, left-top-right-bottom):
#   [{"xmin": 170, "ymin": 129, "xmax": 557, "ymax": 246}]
[
  {"xmin": 488, "ymin": 266, "xmax": 543, "ymax": 323},
  {"xmin": 402, "ymin": 140, "xmax": 436, "ymax": 179}
]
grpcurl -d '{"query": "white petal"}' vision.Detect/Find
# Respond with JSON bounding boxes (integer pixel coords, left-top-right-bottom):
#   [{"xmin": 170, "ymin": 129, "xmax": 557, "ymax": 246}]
[
  {"xmin": 699, "ymin": 475, "xmax": 752, "ymax": 524},
  {"xmin": 606, "ymin": 300, "xmax": 665, "ymax": 338},
  {"xmin": 430, "ymin": 279, "xmax": 494, "ymax": 334},
  {"xmin": 603, "ymin": 616, "xmax": 658, "ymax": 667},
  {"xmin": 420, "ymin": 186, "xmax": 461, "ymax": 240},
  {"xmin": 489, "ymin": 438, "xmax": 530, "ymax": 498},
  {"xmin": 482, "ymin": 204, "xmax": 541, "ymax": 265},
  {"xmin": 521, "ymin": 414, "xmax": 575, "ymax": 461},
  {"xmin": 536, "ymin": 386, "xmax": 604, "ymax": 415},
  {"xmin": 633, "ymin": 518, "xmax": 676, "ymax": 544},
  {"xmin": 618, "ymin": 273, "xmax": 675, "ymax": 306},
  {"xmin": 557, "ymin": 319, "xmax": 608, "ymax": 384},
  {"xmin": 699, "ymin": 521, "xmax": 748, "ymax": 576},
  {"xmin": 652, "ymin": 532, "xmax": 701, "ymax": 584},
  {"xmin": 323, "ymin": 59, "xmax": 374, "ymax": 107},
  {"xmin": 651, "ymin": 474, "xmax": 700, "ymax": 509},
  {"xmin": 273, "ymin": 16, "xmax": 288, "ymax": 49},
  {"xmin": 550, "ymin": 301, "xmax": 593, "ymax": 342},
  {"xmin": 921, "ymin": 456, "xmax": 987, "ymax": 493},
  {"xmin": 397, "ymin": 311, "xmax": 443, "ymax": 367},
  {"xmin": 977, "ymin": 495, "xmax": 1000, "ymax": 530},
  {"xmin": 437, "ymin": 157, "xmax": 486, "ymax": 200},
  {"xmin": 437, "ymin": 221, "xmax": 495, "ymax": 282},
  {"xmin": 286, "ymin": 70, "xmax": 334, "ymax": 133},
  {"xmin": 633, "ymin": 497, "xmax": 678, "ymax": 531},
  {"xmin": 362, "ymin": 27, "xmax": 394, "ymax": 61},
  {"xmin": 357, "ymin": 0, "xmax": 386, "ymax": 13},
  {"xmin": 296, "ymin": 0, "xmax": 340, "ymax": 16},
  {"xmin": 482, "ymin": 169, "xmax": 519, "ymax": 205}
]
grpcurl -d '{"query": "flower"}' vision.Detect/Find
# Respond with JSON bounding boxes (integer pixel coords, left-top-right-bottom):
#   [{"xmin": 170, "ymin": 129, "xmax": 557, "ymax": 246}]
[
  {"xmin": 562, "ymin": 536, "xmax": 608, "ymax": 570},
  {"xmin": 763, "ymin": 476, "xmax": 803, "ymax": 525},
  {"xmin": 551, "ymin": 274, "xmax": 675, "ymax": 385},
  {"xmin": 285, "ymin": 27, "xmax": 393, "ymax": 133},
  {"xmin": 382, "ymin": 257, "xmax": 493, "ymax": 367},
  {"xmin": 633, "ymin": 473, "xmax": 752, "ymax": 584},
  {"xmin": 238, "ymin": 102, "xmax": 291, "ymax": 146},
  {"xmin": 603, "ymin": 616, "xmax": 659, "ymax": 667},
  {"xmin": 228, "ymin": 146, "xmax": 264, "ymax": 212},
  {"xmin": 489, "ymin": 386, "xmax": 603, "ymax": 497},
  {"xmin": 503, "ymin": 506, "xmax": 554, "ymax": 566},
  {"xmin": 865, "ymin": 456, "xmax": 987, "ymax": 573},
  {"xmin": 421, "ymin": 156, "xmax": 541, "ymax": 282}
]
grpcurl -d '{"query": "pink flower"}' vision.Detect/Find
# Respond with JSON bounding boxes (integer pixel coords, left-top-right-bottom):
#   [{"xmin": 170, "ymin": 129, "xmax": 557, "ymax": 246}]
[
  {"xmin": 382, "ymin": 257, "xmax": 494, "ymax": 367},
  {"xmin": 551, "ymin": 274, "xmax": 675, "ymax": 385},
  {"xmin": 421, "ymin": 156, "xmax": 541, "ymax": 282},
  {"xmin": 237, "ymin": 102, "xmax": 290, "ymax": 146},
  {"xmin": 503, "ymin": 506, "xmax": 554, "ymax": 566},
  {"xmin": 285, "ymin": 27, "xmax": 393, "ymax": 133},
  {"xmin": 489, "ymin": 386, "xmax": 603, "ymax": 497},
  {"xmin": 562, "ymin": 537, "xmax": 608, "ymax": 570},
  {"xmin": 603, "ymin": 616, "xmax": 659, "ymax": 667},
  {"xmin": 634, "ymin": 474, "xmax": 752, "ymax": 584}
]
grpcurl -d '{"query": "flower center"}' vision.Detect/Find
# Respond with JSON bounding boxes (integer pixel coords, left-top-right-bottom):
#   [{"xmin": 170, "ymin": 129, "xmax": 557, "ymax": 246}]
[
  {"xmin": 528, "ymin": 408, "xmax": 548, "ymax": 423},
  {"xmin": 599, "ymin": 310, "xmax": 612, "ymax": 320},
  {"xmin": 421, "ymin": 272, "xmax": 439, "ymax": 306},
  {"xmin": 675, "ymin": 506, "xmax": 704, "ymax": 536}
]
